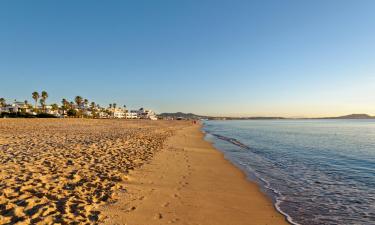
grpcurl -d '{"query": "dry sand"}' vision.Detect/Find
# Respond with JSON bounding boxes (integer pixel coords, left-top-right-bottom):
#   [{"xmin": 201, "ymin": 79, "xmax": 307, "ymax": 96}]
[
  {"xmin": 101, "ymin": 124, "xmax": 289, "ymax": 225},
  {"xmin": 0, "ymin": 119, "xmax": 288, "ymax": 225},
  {"xmin": 0, "ymin": 119, "xmax": 185, "ymax": 224}
]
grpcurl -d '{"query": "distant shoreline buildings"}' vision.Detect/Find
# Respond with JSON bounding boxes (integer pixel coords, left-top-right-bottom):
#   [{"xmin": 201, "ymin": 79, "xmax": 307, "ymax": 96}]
[{"xmin": 0, "ymin": 92, "xmax": 157, "ymax": 120}]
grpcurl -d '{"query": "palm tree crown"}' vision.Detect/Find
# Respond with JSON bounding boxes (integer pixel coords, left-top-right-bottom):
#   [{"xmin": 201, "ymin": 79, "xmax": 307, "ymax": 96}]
[
  {"xmin": 75, "ymin": 96, "xmax": 83, "ymax": 107},
  {"xmin": 41, "ymin": 91, "xmax": 48, "ymax": 101},
  {"xmin": 0, "ymin": 98, "xmax": 6, "ymax": 107},
  {"xmin": 32, "ymin": 91, "xmax": 40, "ymax": 109}
]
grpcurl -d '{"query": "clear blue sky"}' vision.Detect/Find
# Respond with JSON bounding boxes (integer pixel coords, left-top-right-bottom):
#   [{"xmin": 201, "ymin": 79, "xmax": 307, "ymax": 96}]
[{"xmin": 1, "ymin": 0, "xmax": 375, "ymax": 117}]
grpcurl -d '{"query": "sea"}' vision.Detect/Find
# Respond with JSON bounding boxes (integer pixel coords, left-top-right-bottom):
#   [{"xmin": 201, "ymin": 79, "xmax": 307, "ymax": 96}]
[{"xmin": 202, "ymin": 120, "xmax": 375, "ymax": 225}]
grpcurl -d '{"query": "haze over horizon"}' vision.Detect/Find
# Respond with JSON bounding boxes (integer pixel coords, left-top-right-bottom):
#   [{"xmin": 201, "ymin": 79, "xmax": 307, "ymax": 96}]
[{"xmin": 1, "ymin": 0, "xmax": 375, "ymax": 117}]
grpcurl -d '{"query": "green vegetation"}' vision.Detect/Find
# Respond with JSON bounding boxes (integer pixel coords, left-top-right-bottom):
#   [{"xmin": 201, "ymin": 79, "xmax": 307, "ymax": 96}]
[{"xmin": 0, "ymin": 92, "xmax": 145, "ymax": 119}]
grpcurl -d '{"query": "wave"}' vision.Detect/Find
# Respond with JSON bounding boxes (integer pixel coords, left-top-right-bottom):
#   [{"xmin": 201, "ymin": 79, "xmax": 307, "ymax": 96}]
[
  {"xmin": 206, "ymin": 131, "xmax": 301, "ymax": 225},
  {"xmin": 208, "ymin": 133, "xmax": 251, "ymax": 150}
]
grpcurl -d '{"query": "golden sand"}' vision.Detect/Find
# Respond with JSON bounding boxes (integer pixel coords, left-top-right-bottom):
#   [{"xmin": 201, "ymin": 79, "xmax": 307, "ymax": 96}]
[
  {"xmin": 0, "ymin": 119, "xmax": 185, "ymax": 224},
  {"xmin": 0, "ymin": 119, "xmax": 287, "ymax": 225},
  {"xmin": 101, "ymin": 124, "xmax": 289, "ymax": 225}
]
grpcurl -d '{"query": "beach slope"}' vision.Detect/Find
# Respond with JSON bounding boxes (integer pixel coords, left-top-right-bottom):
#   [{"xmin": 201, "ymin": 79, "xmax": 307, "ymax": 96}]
[{"xmin": 101, "ymin": 125, "xmax": 288, "ymax": 225}]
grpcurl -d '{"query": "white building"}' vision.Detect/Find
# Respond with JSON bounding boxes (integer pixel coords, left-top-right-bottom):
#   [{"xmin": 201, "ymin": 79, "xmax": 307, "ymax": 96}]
[
  {"xmin": 83, "ymin": 110, "xmax": 93, "ymax": 117},
  {"xmin": 113, "ymin": 109, "xmax": 126, "ymax": 118},
  {"xmin": 126, "ymin": 110, "xmax": 139, "ymax": 119},
  {"xmin": 124, "ymin": 108, "xmax": 158, "ymax": 120},
  {"xmin": 3, "ymin": 102, "xmax": 31, "ymax": 113},
  {"xmin": 42, "ymin": 105, "xmax": 61, "ymax": 117},
  {"xmin": 98, "ymin": 111, "xmax": 110, "ymax": 119},
  {"xmin": 107, "ymin": 107, "xmax": 127, "ymax": 119},
  {"xmin": 137, "ymin": 108, "xmax": 157, "ymax": 120}
]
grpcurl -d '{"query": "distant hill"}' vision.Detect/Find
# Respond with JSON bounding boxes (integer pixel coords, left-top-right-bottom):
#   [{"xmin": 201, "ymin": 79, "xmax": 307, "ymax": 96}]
[
  {"xmin": 158, "ymin": 112, "xmax": 285, "ymax": 120},
  {"xmin": 320, "ymin": 114, "xmax": 375, "ymax": 119},
  {"xmin": 158, "ymin": 112, "xmax": 209, "ymax": 119},
  {"xmin": 159, "ymin": 112, "xmax": 375, "ymax": 120}
]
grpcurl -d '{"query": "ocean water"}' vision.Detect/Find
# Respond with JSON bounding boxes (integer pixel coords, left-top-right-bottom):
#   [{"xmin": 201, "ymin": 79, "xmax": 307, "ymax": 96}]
[{"xmin": 203, "ymin": 120, "xmax": 375, "ymax": 225}]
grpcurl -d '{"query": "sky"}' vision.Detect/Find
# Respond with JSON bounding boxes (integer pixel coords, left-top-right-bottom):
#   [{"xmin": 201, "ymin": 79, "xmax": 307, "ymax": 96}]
[{"xmin": 1, "ymin": 0, "xmax": 375, "ymax": 117}]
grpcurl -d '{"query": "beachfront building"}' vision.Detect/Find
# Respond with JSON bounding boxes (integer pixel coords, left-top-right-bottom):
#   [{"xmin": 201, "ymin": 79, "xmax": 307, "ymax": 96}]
[
  {"xmin": 98, "ymin": 111, "xmax": 110, "ymax": 119},
  {"xmin": 106, "ymin": 107, "xmax": 127, "ymax": 119},
  {"xmin": 126, "ymin": 110, "xmax": 139, "ymax": 119},
  {"xmin": 83, "ymin": 110, "xmax": 93, "ymax": 117},
  {"xmin": 40, "ymin": 105, "xmax": 61, "ymax": 117},
  {"xmin": 113, "ymin": 108, "xmax": 126, "ymax": 119},
  {"xmin": 2, "ymin": 101, "xmax": 31, "ymax": 114},
  {"xmin": 137, "ymin": 108, "xmax": 158, "ymax": 120}
]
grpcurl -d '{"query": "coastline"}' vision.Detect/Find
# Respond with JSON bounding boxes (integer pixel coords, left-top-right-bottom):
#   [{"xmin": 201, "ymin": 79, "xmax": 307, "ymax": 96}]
[{"xmin": 101, "ymin": 124, "xmax": 288, "ymax": 225}]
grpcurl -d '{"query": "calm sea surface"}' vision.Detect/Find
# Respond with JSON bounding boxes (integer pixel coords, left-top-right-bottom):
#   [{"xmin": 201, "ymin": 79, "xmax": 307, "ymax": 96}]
[{"xmin": 203, "ymin": 120, "xmax": 375, "ymax": 225}]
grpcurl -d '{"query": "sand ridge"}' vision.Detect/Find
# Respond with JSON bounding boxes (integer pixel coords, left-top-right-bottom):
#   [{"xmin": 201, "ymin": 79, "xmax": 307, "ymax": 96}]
[{"xmin": 0, "ymin": 119, "xmax": 186, "ymax": 224}]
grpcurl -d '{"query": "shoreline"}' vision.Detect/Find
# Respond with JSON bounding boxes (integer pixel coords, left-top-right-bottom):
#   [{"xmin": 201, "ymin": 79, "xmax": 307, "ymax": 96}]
[
  {"xmin": 203, "ymin": 130, "xmax": 298, "ymax": 225},
  {"xmin": 101, "ymin": 124, "xmax": 288, "ymax": 225}
]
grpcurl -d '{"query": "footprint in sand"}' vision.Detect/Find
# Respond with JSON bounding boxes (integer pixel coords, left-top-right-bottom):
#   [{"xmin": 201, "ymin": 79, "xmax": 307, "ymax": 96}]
[
  {"xmin": 162, "ymin": 202, "xmax": 170, "ymax": 207},
  {"xmin": 173, "ymin": 193, "xmax": 180, "ymax": 199},
  {"xmin": 154, "ymin": 212, "xmax": 163, "ymax": 219},
  {"xmin": 168, "ymin": 218, "xmax": 181, "ymax": 224}
]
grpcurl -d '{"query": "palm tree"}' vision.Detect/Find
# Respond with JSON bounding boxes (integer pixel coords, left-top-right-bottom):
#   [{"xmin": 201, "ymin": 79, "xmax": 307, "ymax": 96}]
[
  {"xmin": 41, "ymin": 91, "xmax": 48, "ymax": 102},
  {"xmin": 24, "ymin": 100, "xmax": 31, "ymax": 110},
  {"xmin": 39, "ymin": 99, "xmax": 45, "ymax": 112},
  {"xmin": 61, "ymin": 98, "xmax": 69, "ymax": 115},
  {"xmin": 84, "ymin": 99, "xmax": 89, "ymax": 108},
  {"xmin": 51, "ymin": 103, "xmax": 59, "ymax": 111},
  {"xmin": 109, "ymin": 103, "xmax": 112, "ymax": 109},
  {"xmin": 113, "ymin": 103, "xmax": 117, "ymax": 109},
  {"xmin": 40, "ymin": 91, "xmax": 48, "ymax": 112},
  {"xmin": 90, "ymin": 102, "xmax": 96, "ymax": 118},
  {"xmin": 75, "ymin": 96, "xmax": 83, "ymax": 108},
  {"xmin": 61, "ymin": 98, "xmax": 68, "ymax": 107},
  {"xmin": 0, "ymin": 98, "xmax": 6, "ymax": 107},
  {"xmin": 32, "ymin": 91, "xmax": 40, "ymax": 110}
]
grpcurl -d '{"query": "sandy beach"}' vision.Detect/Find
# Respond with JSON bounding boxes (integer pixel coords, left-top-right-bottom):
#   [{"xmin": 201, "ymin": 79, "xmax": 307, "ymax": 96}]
[
  {"xmin": 0, "ymin": 119, "xmax": 287, "ymax": 225},
  {"xmin": 0, "ymin": 119, "xmax": 185, "ymax": 224},
  {"xmin": 101, "ymin": 124, "xmax": 288, "ymax": 225}
]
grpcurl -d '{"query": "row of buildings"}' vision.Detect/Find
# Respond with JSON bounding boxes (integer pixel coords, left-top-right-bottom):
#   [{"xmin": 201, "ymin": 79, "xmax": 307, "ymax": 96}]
[
  {"xmin": 101, "ymin": 107, "xmax": 157, "ymax": 120},
  {"xmin": 0, "ymin": 101, "xmax": 158, "ymax": 120}
]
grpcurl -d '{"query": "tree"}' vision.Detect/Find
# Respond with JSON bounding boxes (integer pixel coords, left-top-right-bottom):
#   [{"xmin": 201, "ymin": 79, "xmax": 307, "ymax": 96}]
[
  {"xmin": 32, "ymin": 91, "xmax": 40, "ymax": 110},
  {"xmin": 90, "ymin": 102, "xmax": 96, "ymax": 118},
  {"xmin": 67, "ymin": 109, "xmax": 77, "ymax": 117},
  {"xmin": 0, "ymin": 98, "xmax": 5, "ymax": 107},
  {"xmin": 39, "ymin": 99, "xmax": 46, "ymax": 112},
  {"xmin": 61, "ymin": 99, "xmax": 69, "ymax": 115},
  {"xmin": 75, "ymin": 96, "xmax": 83, "ymax": 108},
  {"xmin": 84, "ymin": 99, "xmax": 89, "ymax": 108},
  {"xmin": 51, "ymin": 103, "xmax": 59, "ymax": 111},
  {"xmin": 61, "ymin": 98, "xmax": 68, "ymax": 107},
  {"xmin": 24, "ymin": 100, "xmax": 31, "ymax": 110},
  {"xmin": 40, "ymin": 91, "xmax": 48, "ymax": 112},
  {"xmin": 113, "ymin": 103, "xmax": 117, "ymax": 109},
  {"xmin": 41, "ymin": 91, "xmax": 48, "ymax": 102},
  {"xmin": 109, "ymin": 103, "xmax": 112, "ymax": 109}
]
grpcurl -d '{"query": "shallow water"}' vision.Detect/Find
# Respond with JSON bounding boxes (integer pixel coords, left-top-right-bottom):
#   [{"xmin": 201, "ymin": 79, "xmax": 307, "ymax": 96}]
[{"xmin": 203, "ymin": 120, "xmax": 375, "ymax": 225}]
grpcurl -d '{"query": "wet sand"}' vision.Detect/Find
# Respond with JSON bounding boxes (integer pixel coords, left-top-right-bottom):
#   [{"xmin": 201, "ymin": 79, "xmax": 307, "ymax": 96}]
[
  {"xmin": 0, "ymin": 119, "xmax": 185, "ymax": 224},
  {"xmin": 101, "ymin": 124, "xmax": 289, "ymax": 225}
]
